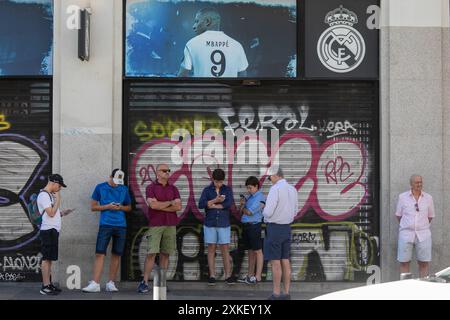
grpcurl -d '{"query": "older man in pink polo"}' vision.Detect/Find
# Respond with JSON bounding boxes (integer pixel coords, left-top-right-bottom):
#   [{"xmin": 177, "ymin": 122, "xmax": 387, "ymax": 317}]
[{"xmin": 395, "ymin": 174, "xmax": 435, "ymax": 278}]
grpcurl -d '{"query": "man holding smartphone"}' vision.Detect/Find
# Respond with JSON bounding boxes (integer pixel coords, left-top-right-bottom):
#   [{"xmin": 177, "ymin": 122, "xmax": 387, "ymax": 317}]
[
  {"xmin": 82, "ymin": 169, "xmax": 132, "ymax": 293},
  {"xmin": 38, "ymin": 174, "xmax": 71, "ymax": 295},
  {"xmin": 198, "ymin": 168, "xmax": 236, "ymax": 285},
  {"xmin": 238, "ymin": 176, "xmax": 265, "ymax": 285}
]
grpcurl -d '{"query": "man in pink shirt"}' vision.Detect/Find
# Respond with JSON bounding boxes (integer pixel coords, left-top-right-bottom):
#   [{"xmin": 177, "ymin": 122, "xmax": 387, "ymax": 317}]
[{"xmin": 395, "ymin": 174, "xmax": 434, "ymax": 278}]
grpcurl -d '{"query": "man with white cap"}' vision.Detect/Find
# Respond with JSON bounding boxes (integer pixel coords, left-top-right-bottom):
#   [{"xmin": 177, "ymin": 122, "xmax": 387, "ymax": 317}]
[{"xmin": 82, "ymin": 169, "xmax": 132, "ymax": 293}]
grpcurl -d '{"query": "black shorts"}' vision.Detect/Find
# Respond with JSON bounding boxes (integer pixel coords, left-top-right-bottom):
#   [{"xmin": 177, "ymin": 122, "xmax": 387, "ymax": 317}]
[
  {"xmin": 40, "ymin": 229, "xmax": 59, "ymax": 261},
  {"xmin": 242, "ymin": 223, "xmax": 263, "ymax": 251}
]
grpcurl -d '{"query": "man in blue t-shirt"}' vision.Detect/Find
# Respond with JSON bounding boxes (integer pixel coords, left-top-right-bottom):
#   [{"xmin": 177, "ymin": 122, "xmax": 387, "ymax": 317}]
[{"xmin": 82, "ymin": 169, "xmax": 132, "ymax": 293}]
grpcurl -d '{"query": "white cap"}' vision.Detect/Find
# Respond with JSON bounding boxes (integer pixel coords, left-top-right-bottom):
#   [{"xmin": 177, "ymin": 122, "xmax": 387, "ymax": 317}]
[{"xmin": 112, "ymin": 169, "xmax": 125, "ymax": 185}]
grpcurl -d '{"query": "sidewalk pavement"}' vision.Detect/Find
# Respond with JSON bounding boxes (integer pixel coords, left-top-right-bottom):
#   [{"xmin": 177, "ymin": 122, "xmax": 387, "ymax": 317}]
[{"xmin": 0, "ymin": 281, "xmax": 329, "ymax": 300}]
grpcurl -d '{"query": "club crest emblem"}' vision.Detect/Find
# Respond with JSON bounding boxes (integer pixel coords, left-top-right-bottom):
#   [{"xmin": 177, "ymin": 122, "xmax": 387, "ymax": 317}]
[{"xmin": 317, "ymin": 5, "xmax": 366, "ymax": 73}]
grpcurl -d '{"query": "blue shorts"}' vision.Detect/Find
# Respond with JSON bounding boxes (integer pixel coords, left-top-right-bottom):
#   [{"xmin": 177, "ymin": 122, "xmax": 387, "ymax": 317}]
[
  {"xmin": 264, "ymin": 223, "xmax": 291, "ymax": 261},
  {"xmin": 242, "ymin": 223, "xmax": 263, "ymax": 251},
  {"xmin": 95, "ymin": 225, "xmax": 127, "ymax": 256},
  {"xmin": 204, "ymin": 226, "xmax": 230, "ymax": 245}
]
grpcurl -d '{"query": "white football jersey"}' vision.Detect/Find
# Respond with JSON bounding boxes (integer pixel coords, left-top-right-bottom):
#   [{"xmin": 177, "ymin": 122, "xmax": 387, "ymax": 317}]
[{"xmin": 181, "ymin": 31, "xmax": 249, "ymax": 77}]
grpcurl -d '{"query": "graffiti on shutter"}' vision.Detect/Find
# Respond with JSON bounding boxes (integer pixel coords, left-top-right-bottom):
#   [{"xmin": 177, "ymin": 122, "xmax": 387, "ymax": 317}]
[
  {"xmin": 0, "ymin": 81, "xmax": 51, "ymax": 282},
  {"xmin": 124, "ymin": 81, "xmax": 379, "ymax": 282}
]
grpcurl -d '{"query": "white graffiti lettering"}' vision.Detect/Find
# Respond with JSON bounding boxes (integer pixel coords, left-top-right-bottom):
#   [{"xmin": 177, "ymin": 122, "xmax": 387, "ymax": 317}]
[
  {"xmin": 0, "ymin": 272, "xmax": 26, "ymax": 282},
  {"xmin": 0, "ymin": 254, "xmax": 42, "ymax": 274},
  {"xmin": 218, "ymin": 107, "xmax": 358, "ymax": 138}
]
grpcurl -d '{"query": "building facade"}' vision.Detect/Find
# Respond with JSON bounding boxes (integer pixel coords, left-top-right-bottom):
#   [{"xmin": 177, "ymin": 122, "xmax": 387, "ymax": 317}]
[{"xmin": 0, "ymin": 0, "xmax": 448, "ymax": 290}]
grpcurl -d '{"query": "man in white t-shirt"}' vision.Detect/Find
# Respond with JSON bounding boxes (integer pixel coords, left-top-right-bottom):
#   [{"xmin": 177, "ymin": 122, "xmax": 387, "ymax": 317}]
[
  {"xmin": 178, "ymin": 8, "xmax": 248, "ymax": 78},
  {"xmin": 37, "ymin": 174, "xmax": 72, "ymax": 295}
]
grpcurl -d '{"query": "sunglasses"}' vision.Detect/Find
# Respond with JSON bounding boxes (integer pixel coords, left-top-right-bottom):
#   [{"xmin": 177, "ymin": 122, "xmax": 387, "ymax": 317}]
[
  {"xmin": 159, "ymin": 169, "xmax": 171, "ymax": 173},
  {"xmin": 415, "ymin": 202, "xmax": 419, "ymax": 212}
]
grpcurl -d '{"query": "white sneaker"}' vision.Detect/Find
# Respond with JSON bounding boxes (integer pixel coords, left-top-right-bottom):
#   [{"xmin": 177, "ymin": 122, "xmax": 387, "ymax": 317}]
[
  {"xmin": 82, "ymin": 281, "xmax": 100, "ymax": 293},
  {"xmin": 106, "ymin": 281, "xmax": 119, "ymax": 292}
]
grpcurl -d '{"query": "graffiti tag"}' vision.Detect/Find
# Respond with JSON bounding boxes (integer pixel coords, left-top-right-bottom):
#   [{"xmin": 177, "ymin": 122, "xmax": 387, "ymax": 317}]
[
  {"xmin": 0, "ymin": 254, "xmax": 42, "ymax": 274},
  {"xmin": 0, "ymin": 114, "xmax": 11, "ymax": 131}
]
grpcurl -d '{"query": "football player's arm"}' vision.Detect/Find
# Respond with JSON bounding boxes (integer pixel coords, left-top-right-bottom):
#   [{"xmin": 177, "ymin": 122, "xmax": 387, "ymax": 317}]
[
  {"xmin": 178, "ymin": 67, "xmax": 190, "ymax": 77},
  {"xmin": 237, "ymin": 44, "xmax": 249, "ymax": 78},
  {"xmin": 178, "ymin": 46, "xmax": 192, "ymax": 77}
]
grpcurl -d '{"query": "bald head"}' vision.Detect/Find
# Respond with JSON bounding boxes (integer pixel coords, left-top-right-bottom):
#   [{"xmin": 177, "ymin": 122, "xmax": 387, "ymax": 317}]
[
  {"xmin": 156, "ymin": 163, "xmax": 170, "ymax": 184},
  {"xmin": 410, "ymin": 174, "xmax": 422, "ymax": 186},
  {"xmin": 409, "ymin": 174, "xmax": 423, "ymax": 194}
]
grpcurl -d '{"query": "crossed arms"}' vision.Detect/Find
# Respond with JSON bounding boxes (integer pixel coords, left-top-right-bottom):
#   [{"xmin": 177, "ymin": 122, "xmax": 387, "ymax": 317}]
[{"xmin": 147, "ymin": 198, "xmax": 182, "ymax": 212}]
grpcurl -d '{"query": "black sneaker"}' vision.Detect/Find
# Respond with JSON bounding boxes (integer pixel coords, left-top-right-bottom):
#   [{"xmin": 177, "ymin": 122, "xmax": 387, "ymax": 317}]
[
  {"xmin": 40, "ymin": 285, "xmax": 58, "ymax": 296},
  {"xmin": 225, "ymin": 276, "xmax": 237, "ymax": 285},
  {"xmin": 267, "ymin": 293, "xmax": 283, "ymax": 300},
  {"xmin": 208, "ymin": 277, "xmax": 216, "ymax": 286},
  {"xmin": 237, "ymin": 275, "xmax": 248, "ymax": 283},
  {"xmin": 50, "ymin": 283, "xmax": 62, "ymax": 294},
  {"xmin": 245, "ymin": 276, "xmax": 257, "ymax": 285}
]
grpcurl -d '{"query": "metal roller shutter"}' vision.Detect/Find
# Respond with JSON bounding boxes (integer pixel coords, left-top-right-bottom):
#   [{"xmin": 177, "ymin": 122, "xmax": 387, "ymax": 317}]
[
  {"xmin": 123, "ymin": 81, "xmax": 379, "ymax": 282},
  {"xmin": 0, "ymin": 80, "xmax": 52, "ymax": 282}
]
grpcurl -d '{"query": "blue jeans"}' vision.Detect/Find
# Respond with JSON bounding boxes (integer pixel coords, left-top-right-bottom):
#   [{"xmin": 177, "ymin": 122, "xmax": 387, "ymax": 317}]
[{"xmin": 95, "ymin": 225, "xmax": 127, "ymax": 256}]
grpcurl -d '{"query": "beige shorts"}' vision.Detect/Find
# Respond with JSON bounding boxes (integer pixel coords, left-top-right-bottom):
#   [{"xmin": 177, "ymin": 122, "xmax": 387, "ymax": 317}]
[{"xmin": 145, "ymin": 226, "xmax": 176, "ymax": 255}]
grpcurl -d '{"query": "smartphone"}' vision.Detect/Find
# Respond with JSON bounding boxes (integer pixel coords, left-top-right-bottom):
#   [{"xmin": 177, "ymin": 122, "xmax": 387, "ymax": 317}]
[
  {"xmin": 62, "ymin": 208, "xmax": 76, "ymax": 216},
  {"xmin": 240, "ymin": 194, "xmax": 245, "ymax": 199}
]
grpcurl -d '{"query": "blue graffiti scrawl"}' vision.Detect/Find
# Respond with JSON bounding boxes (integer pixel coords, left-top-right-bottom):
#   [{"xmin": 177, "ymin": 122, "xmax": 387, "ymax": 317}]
[
  {"xmin": 126, "ymin": 0, "xmax": 297, "ymax": 78},
  {"xmin": 0, "ymin": 0, "xmax": 53, "ymax": 76}
]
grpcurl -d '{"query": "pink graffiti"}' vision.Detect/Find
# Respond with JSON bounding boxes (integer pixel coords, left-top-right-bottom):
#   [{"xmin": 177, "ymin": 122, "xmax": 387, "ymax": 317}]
[
  {"xmin": 130, "ymin": 132, "xmax": 368, "ymax": 224},
  {"xmin": 325, "ymin": 156, "xmax": 353, "ymax": 184}
]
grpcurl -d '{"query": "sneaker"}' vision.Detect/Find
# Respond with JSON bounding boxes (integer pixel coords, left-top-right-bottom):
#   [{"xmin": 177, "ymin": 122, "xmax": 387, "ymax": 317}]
[
  {"xmin": 40, "ymin": 285, "xmax": 58, "ymax": 296},
  {"xmin": 225, "ymin": 276, "xmax": 237, "ymax": 285},
  {"xmin": 267, "ymin": 293, "xmax": 283, "ymax": 300},
  {"xmin": 245, "ymin": 276, "xmax": 257, "ymax": 284},
  {"xmin": 106, "ymin": 281, "xmax": 119, "ymax": 292},
  {"xmin": 207, "ymin": 277, "xmax": 216, "ymax": 286},
  {"xmin": 82, "ymin": 281, "xmax": 100, "ymax": 293},
  {"xmin": 49, "ymin": 283, "xmax": 62, "ymax": 294},
  {"xmin": 137, "ymin": 280, "xmax": 149, "ymax": 293},
  {"xmin": 237, "ymin": 275, "xmax": 248, "ymax": 283}
]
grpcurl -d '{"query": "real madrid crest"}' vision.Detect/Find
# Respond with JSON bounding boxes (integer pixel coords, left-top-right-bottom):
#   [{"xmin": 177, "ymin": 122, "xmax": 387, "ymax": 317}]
[{"xmin": 317, "ymin": 5, "xmax": 366, "ymax": 73}]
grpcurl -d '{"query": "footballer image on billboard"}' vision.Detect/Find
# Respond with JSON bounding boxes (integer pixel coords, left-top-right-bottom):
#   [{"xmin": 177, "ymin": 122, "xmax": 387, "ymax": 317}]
[{"xmin": 125, "ymin": 0, "xmax": 297, "ymax": 78}]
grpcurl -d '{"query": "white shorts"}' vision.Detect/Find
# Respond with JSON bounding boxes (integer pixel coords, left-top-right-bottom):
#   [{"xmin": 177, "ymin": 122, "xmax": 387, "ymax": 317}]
[{"xmin": 397, "ymin": 236, "xmax": 432, "ymax": 262}]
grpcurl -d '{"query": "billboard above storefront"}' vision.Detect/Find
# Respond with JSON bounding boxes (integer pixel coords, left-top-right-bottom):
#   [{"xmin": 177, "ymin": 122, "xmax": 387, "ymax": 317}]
[
  {"xmin": 0, "ymin": 0, "xmax": 53, "ymax": 77},
  {"xmin": 125, "ymin": 0, "xmax": 298, "ymax": 79},
  {"xmin": 304, "ymin": 0, "xmax": 379, "ymax": 79}
]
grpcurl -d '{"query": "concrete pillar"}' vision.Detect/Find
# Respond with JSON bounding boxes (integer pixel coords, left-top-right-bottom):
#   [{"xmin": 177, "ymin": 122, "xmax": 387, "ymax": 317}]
[
  {"xmin": 53, "ymin": 0, "xmax": 123, "ymax": 288},
  {"xmin": 381, "ymin": 0, "xmax": 450, "ymax": 282}
]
